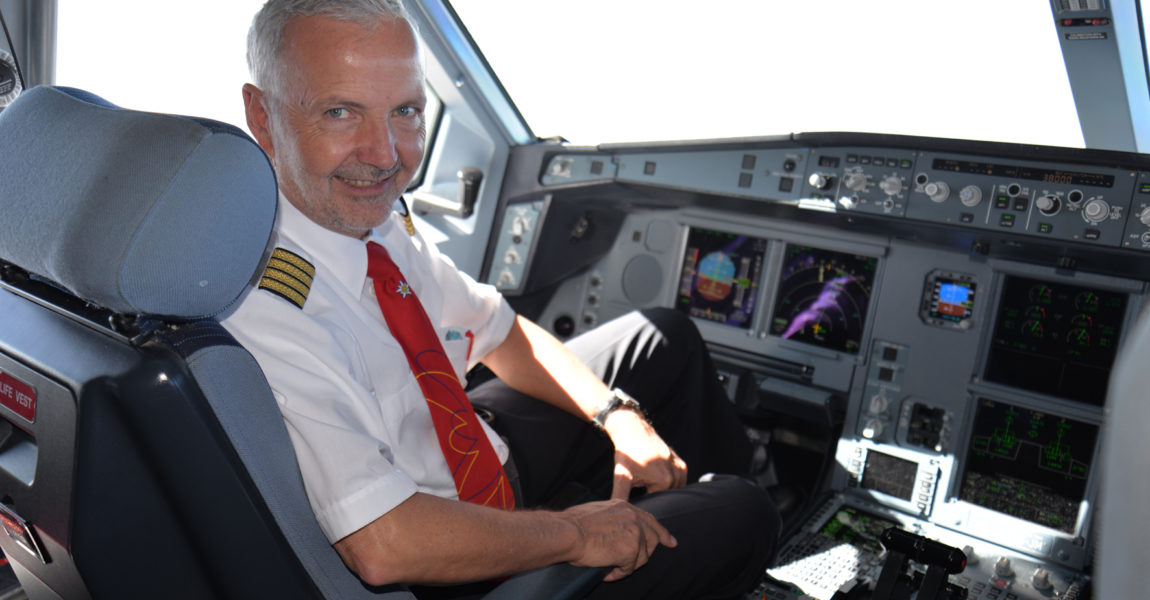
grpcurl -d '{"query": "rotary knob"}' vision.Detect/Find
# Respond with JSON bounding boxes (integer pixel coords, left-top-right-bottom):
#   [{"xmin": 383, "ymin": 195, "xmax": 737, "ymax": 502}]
[
  {"xmin": 1139, "ymin": 206, "xmax": 1150, "ymax": 227},
  {"xmin": 1082, "ymin": 198, "xmax": 1110, "ymax": 224},
  {"xmin": 868, "ymin": 392, "xmax": 890, "ymax": 414},
  {"xmin": 993, "ymin": 556, "xmax": 1014, "ymax": 578},
  {"xmin": 1036, "ymin": 194, "xmax": 1062, "ymax": 216},
  {"xmin": 959, "ymin": 185, "xmax": 983, "ymax": 207},
  {"xmin": 924, "ymin": 181, "xmax": 950, "ymax": 203},
  {"xmin": 843, "ymin": 171, "xmax": 868, "ymax": 192},
  {"xmin": 1032, "ymin": 568, "xmax": 1053, "ymax": 591},
  {"xmin": 861, "ymin": 419, "xmax": 885, "ymax": 439},
  {"xmin": 809, "ymin": 173, "xmax": 834, "ymax": 190},
  {"xmin": 879, "ymin": 175, "xmax": 904, "ymax": 196}
]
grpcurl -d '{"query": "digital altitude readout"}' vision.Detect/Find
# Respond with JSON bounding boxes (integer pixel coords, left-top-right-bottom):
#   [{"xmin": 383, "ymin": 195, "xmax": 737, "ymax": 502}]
[{"xmin": 932, "ymin": 158, "xmax": 1114, "ymax": 188}]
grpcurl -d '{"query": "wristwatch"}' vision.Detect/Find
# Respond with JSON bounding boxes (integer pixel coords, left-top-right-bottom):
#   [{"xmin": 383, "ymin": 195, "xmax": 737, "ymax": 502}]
[{"xmin": 591, "ymin": 388, "xmax": 642, "ymax": 430}]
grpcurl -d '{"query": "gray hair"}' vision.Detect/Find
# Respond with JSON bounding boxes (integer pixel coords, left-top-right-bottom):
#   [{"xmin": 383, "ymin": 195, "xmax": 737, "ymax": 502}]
[{"xmin": 247, "ymin": 0, "xmax": 412, "ymax": 97}]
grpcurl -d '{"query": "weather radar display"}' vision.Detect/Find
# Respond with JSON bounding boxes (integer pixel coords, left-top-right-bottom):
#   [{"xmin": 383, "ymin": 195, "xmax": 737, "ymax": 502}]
[
  {"xmin": 770, "ymin": 244, "xmax": 877, "ymax": 354},
  {"xmin": 676, "ymin": 228, "xmax": 767, "ymax": 329}
]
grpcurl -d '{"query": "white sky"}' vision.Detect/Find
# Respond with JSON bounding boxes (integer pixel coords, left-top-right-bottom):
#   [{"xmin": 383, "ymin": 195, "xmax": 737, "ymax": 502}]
[
  {"xmin": 56, "ymin": 0, "xmax": 265, "ymax": 130},
  {"xmin": 56, "ymin": 0, "xmax": 1084, "ymax": 148}
]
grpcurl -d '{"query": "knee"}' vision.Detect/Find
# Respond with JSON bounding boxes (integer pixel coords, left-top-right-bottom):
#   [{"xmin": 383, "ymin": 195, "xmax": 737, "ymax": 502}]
[
  {"xmin": 719, "ymin": 476, "xmax": 781, "ymax": 547},
  {"xmin": 699, "ymin": 473, "xmax": 791, "ymax": 567},
  {"xmin": 662, "ymin": 477, "xmax": 781, "ymax": 592},
  {"xmin": 637, "ymin": 307, "xmax": 704, "ymax": 352}
]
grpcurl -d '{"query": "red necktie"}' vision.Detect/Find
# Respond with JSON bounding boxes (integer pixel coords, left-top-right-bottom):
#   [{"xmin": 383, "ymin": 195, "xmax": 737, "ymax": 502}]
[{"xmin": 366, "ymin": 241, "xmax": 514, "ymax": 509}]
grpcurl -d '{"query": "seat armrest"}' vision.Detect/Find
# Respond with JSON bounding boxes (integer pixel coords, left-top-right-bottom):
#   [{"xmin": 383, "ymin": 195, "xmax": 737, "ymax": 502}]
[{"xmin": 482, "ymin": 564, "xmax": 605, "ymax": 600}]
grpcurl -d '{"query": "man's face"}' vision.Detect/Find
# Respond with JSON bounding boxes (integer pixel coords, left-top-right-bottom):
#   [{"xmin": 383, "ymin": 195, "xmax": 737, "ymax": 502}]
[{"xmin": 250, "ymin": 15, "xmax": 427, "ymax": 238}]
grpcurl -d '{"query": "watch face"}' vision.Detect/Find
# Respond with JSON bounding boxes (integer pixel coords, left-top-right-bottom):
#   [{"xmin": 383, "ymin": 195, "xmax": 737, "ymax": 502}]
[{"xmin": 0, "ymin": 49, "xmax": 22, "ymax": 108}]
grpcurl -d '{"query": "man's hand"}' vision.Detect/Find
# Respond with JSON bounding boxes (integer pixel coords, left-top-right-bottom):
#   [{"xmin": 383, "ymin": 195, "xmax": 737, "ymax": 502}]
[
  {"xmin": 558, "ymin": 499, "xmax": 678, "ymax": 582},
  {"xmin": 603, "ymin": 409, "xmax": 688, "ymax": 500}
]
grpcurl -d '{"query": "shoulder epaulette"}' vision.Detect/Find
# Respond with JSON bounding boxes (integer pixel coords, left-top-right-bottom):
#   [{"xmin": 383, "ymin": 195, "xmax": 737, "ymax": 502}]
[
  {"xmin": 258, "ymin": 247, "xmax": 315, "ymax": 309},
  {"xmin": 397, "ymin": 196, "xmax": 416, "ymax": 235}
]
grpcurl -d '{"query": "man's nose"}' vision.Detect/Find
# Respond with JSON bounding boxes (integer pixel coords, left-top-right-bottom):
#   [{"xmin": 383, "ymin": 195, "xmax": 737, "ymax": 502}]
[{"xmin": 356, "ymin": 118, "xmax": 400, "ymax": 169}]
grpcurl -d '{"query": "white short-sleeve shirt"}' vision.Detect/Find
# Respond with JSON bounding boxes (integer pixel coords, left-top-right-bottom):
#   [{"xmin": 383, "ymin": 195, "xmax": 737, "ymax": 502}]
[{"xmin": 222, "ymin": 196, "xmax": 516, "ymax": 542}]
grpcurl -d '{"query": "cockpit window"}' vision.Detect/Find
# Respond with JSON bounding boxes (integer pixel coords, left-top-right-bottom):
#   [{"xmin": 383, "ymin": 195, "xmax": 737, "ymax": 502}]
[
  {"xmin": 55, "ymin": 0, "xmax": 266, "ymax": 128},
  {"xmin": 55, "ymin": 0, "xmax": 443, "ymax": 189},
  {"xmin": 54, "ymin": 1, "xmax": 1085, "ymax": 150},
  {"xmin": 450, "ymin": 0, "xmax": 1085, "ymax": 148}
]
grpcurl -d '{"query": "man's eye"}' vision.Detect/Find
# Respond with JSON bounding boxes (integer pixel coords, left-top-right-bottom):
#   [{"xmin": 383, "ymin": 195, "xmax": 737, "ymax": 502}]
[
  {"xmin": 396, "ymin": 106, "xmax": 419, "ymax": 118},
  {"xmin": 325, "ymin": 108, "xmax": 348, "ymax": 119}
]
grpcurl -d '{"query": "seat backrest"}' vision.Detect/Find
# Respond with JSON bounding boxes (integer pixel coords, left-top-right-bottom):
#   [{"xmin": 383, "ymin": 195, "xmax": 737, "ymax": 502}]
[{"xmin": 0, "ymin": 86, "xmax": 414, "ymax": 600}]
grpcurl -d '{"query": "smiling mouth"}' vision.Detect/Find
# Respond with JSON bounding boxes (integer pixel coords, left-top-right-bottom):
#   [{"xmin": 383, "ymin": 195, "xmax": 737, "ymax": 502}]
[{"xmin": 335, "ymin": 175, "xmax": 386, "ymax": 188}]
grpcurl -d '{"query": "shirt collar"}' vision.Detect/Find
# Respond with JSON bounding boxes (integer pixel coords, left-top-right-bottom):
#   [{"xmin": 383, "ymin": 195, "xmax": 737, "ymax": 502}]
[
  {"xmin": 275, "ymin": 194, "xmax": 368, "ymax": 297},
  {"xmin": 276, "ymin": 194, "xmax": 414, "ymax": 298}
]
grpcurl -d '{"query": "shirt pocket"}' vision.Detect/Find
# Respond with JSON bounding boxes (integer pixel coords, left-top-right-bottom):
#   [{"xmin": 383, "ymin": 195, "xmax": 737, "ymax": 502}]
[{"xmin": 439, "ymin": 327, "xmax": 474, "ymax": 381}]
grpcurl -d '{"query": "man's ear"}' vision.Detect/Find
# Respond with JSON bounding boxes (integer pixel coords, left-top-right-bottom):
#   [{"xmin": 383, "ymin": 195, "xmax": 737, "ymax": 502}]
[{"xmin": 243, "ymin": 83, "xmax": 276, "ymax": 161}]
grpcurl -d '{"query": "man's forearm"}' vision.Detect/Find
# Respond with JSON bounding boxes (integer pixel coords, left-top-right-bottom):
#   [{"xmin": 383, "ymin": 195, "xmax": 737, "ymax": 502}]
[
  {"xmin": 480, "ymin": 315, "xmax": 610, "ymax": 422},
  {"xmin": 333, "ymin": 491, "xmax": 673, "ymax": 586},
  {"xmin": 480, "ymin": 314, "xmax": 688, "ymax": 498},
  {"xmin": 334, "ymin": 492, "xmax": 580, "ymax": 586}
]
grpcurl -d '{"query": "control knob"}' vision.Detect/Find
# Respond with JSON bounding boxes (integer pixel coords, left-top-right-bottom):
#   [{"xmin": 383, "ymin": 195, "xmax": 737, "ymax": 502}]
[
  {"xmin": 868, "ymin": 392, "xmax": 890, "ymax": 415},
  {"xmin": 1139, "ymin": 206, "xmax": 1150, "ymax": 227},
  {"xmin": 511, "ymin": 215, "xmax": 531, "ymax": 236},
  {"xmin": 1031, "ymin": 568, "xmax": 1053, "ymax": 591},
  {"xmin": 879, "ymin": 175, "xmax": 904, "ymax": 196},
  {"xmin": 808, "ymin": 173, "xmax": 834, "ymax": 191},
  {"xmin": 993, "ymin": 556, "xmax": 1014, "ymax": 578},
  {"xmin": 843, "ymin": 171, "xmax": 868, "ymax": 192},
  {"xmin": 861, "ymin": 419, "xmax": 885, "ymax": 439},
  {"xmin": 1036, "ymin": 194, "xmax": 1062, "ymax": 217},
  {"xmin": 959, "ymin": 185, "xmax": 983, "ymax": 207},
  {"xmin": 924, "ymin": 181, "xmax": 950, "ymax": 203},
  {"xmin": 1082, "ymin": 198, "xmax": 1110, "ymax": 224}
]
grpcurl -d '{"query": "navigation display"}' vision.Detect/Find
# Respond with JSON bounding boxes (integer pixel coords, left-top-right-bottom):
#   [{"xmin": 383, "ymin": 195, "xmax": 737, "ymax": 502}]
[
  {"xmin": 675, "ymin": 228, "xmax": 768, "ymax": 329},
  {"xmin": 959, "ymin": 398, "xmax": 1098, "ymax": 534},
  {"xmin": 984, "ymin": 275, "xmax": 1125, "ymax": 405},
  {"xmin": 769, "ymin": 244, "xmax": 878, "ymax": 354}
]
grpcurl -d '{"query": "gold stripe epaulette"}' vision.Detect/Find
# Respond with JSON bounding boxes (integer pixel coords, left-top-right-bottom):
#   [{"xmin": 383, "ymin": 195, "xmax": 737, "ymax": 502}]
[
  {"xmin": 258, "ymin": 247, "xmax": 315, "ymax": 309},
  {"xmin": 397, "ymin": 196, "xmax": 416, "ymax": 235}
]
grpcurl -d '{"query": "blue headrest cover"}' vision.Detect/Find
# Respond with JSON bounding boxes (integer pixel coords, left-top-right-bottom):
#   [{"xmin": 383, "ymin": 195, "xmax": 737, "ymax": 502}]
[{"xmin": 0, "ymin": 86, "xmax": 277, "ymax": 318}]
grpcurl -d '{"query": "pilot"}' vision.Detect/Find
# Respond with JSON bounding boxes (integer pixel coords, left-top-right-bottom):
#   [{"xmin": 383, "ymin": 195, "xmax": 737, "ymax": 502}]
[{"xmin": 222, "ymin": 1, "xmax": 779, "ymax": 597}]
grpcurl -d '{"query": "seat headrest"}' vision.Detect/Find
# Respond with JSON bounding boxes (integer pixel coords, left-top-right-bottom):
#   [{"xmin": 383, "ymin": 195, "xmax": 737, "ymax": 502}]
[{"xmin": 0, "ymin": 86, "xmax": 277, "ymax": 318}]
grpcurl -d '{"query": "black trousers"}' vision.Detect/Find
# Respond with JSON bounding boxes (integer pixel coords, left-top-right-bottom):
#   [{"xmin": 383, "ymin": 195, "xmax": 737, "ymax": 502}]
[{"xmin": 419, "ymin": 308, "xmax": 779, "ymax": 599}]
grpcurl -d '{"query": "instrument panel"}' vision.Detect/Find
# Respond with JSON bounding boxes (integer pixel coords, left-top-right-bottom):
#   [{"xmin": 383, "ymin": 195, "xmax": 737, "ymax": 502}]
[{"xmin": 488, "ymin": 133, "xmax": 1149, "ymax": 599}]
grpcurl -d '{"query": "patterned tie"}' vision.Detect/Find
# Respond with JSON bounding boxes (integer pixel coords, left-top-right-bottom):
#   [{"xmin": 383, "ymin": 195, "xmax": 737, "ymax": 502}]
[{"xmin": 365, "ymin": 241, "xmax": 514, "ymax": 509}]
